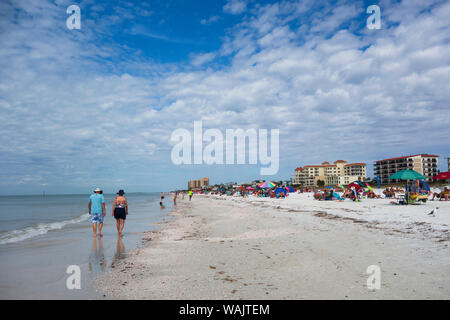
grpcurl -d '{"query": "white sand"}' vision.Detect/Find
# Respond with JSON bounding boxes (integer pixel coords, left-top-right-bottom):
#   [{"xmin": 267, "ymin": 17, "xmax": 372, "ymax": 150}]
[{"xmin": 96, "ymin": 193, "xmax": 450, "ymax": 299}]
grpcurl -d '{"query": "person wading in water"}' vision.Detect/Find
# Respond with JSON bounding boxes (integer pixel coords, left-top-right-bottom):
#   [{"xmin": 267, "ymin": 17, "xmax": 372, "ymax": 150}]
[{"xmin": 112, "ymin": 190, "xmax": 128, "ymax": 238}]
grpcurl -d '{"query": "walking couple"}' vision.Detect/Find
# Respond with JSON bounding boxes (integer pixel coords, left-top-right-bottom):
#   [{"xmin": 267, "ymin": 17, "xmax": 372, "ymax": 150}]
[{"xmin": 88, "ymin": 188, "xmax": 128, "ymax": 238}]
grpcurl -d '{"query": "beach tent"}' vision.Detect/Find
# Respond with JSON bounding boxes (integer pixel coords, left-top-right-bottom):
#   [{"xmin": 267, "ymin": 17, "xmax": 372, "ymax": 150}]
[
  {"xmin": 275, "ymin": 187, "xmax": 286, "ymax": 196},
  {"xmin": 419, "ymin": 179, "xmax": 430, "ymax": 191},
  {"xmin": 350, "ymin": 181, "xmax": 366, "ymax": 187},
  {"xmin": 285, "ymin": 186, "xmax": 295, "ymax": 193}
]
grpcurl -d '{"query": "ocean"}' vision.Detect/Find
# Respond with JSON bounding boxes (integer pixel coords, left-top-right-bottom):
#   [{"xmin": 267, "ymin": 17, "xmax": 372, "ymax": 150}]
[{"xmin": 0, "ymin": 192, "xmax": 172, "ymax": 299}]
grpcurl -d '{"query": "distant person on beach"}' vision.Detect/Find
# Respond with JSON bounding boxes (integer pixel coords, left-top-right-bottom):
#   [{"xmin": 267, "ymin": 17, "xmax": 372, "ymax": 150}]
[
  {"xmin": 188, "ymin": 190, "xmax": 193, "ymax": 201},
  {"xmin": 112, "ymin": 190, "xmax": 128, "ymax": 238},
  {"xmin": 89, "ymin": 187, "xmax": 105, "ymax": 238},
  {"xmin": 173, "ymin": 191, "xmax": 178, "ymax": 205},
  {"xmin": 182, "ymin": 192, "xmax": 185, "ymax": 200},
  {"xmin": 432, "ymin": 187, "xmax": 449, "ymax": 201},
  {"xmin": 410, "ymin": 179, "xmax": 420, "ymax": 194},
  {"xmin": 161, "ymin": 192, "xmax": 164, "ymax": 202}
]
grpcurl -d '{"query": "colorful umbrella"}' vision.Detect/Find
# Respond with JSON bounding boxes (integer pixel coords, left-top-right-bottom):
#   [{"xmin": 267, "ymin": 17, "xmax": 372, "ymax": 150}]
[
  {"xmin": 432, "ymin": 171, "xmax": 450, "ymax": 180},
  {"xmin": 246, "ymin": 186, "xmax": 254, "ymax": 190},
  {"xmin": 258, "ymin": 181, "xmax": 276, "ymax": 188},
  {"xmin": 389, "ymin": 169, "xmax": 426, "ymax": 180}
]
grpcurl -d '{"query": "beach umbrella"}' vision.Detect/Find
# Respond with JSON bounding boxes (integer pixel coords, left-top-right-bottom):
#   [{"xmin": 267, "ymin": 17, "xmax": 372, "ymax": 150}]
[
  {"xmin": 432, "ymin": 171, "xmax": 450, "ymax": 180},
  {"xmin": 389, "ymin": 169, "xmax": 426, "ymax": 205},
  {"xmin": 348, "ymin": 182, "xmax": 362, "ymax": 190},
  {"xmin": 258, "ymin": 181, "xmax": 276, "ymax": 188},
  {"xmin": 388, "ymin": 169, "xmax": 426, "ymax": 180},
  {"xmin": 246, "ymin": 186, "xmax": 254, "ymax": 190}
]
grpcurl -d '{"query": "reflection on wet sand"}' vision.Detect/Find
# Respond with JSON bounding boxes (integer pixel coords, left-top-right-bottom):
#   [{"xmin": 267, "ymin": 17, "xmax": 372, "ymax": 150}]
[
  {"xmin": 111, "ymin": 238, "xmax": 126, "ymax": 268},
  {"xmin": 88, "ymin": 238, "xmax": 106, "ymax": 275}
]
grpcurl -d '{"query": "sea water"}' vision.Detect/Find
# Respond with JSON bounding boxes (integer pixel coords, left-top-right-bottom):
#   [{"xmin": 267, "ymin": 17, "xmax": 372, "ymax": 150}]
[{"xmin": 0, "ymin": 193, "xmax": 172, "ymax": 299}]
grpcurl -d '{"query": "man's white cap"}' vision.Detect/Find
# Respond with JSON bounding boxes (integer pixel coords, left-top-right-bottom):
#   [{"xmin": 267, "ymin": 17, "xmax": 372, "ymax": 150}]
[{"xmin": 94, "ymin": 187, "xmax": 102, "ymax": 192}]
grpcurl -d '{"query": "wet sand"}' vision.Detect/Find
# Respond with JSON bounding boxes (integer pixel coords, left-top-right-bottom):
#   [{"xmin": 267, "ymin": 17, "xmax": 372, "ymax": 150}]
[{"xmin": 97, "ymin": 195, "xmax": 450, "ymax": 299}]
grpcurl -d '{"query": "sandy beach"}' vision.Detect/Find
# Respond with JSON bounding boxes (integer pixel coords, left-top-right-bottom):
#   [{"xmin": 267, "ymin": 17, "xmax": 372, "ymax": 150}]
[{"xmin": 96, "ymin": 192, "xmax": 450, "ymax": 299}]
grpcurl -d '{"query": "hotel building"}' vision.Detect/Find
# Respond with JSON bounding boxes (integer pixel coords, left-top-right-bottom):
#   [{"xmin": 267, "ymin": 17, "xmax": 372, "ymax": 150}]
[
  {"xmin": 374, "ymin": 154, "xmax": 439, "ymax": 184},
  {"xmin": 188, "ymin": 177, "xmax": 210, "ymax": 190},
  {"xmin": 292, "ymin": 160, "xmax": 367, "ymax": 187}
]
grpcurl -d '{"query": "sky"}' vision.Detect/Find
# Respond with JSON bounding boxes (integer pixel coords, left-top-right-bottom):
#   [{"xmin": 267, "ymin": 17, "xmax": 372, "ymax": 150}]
[{"xmin": 0, "ymin": 0, "xmax": 449, "ymax": 195}]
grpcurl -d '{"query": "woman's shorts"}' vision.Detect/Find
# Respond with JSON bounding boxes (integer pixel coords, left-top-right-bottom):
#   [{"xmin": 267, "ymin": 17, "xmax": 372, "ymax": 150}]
[{"xmin": 114, "ymin": 207, "xmax": 127, "ymax": 220}]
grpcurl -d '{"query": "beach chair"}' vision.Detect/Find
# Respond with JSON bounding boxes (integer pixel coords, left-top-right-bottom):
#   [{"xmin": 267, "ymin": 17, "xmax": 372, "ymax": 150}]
[
  {"xmin": 394, "ymin": 194, "xmax": 427, "ymax": 205},
  {"xmin": 408, "ymin": 194, "xmax": 428, "ymax": 204},
  {"xmin": 395, "ymin": 195, "xmax": 406, "ymax": 205}
]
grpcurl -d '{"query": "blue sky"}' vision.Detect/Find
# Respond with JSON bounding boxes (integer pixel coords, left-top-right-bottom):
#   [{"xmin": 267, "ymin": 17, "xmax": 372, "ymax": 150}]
[{"xmin": 1, "ymin": 0, "xmax": 449, "ymax": 195}]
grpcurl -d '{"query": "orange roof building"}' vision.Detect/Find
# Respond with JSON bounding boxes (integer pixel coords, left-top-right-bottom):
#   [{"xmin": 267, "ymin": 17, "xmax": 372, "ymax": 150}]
[{"xmin": 292, "ymin": 160, "xmax": 366, "ymax": 187}]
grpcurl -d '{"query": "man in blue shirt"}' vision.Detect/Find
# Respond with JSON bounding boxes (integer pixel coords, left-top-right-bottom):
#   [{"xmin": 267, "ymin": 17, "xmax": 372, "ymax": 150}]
[{"xmin": 89, "ymin": 188, "xmax": 106, "ymax": 238}]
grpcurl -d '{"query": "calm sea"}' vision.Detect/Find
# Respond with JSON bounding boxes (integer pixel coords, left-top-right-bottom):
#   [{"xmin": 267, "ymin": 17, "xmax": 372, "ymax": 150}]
[{"xmin": 0, "ymin": 192, "xmax": 172, "ymax": 299}]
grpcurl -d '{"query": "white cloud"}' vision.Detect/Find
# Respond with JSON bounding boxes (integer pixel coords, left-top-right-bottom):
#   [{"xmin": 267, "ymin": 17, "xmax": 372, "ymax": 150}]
[
  {"xmin": 1, "ymin": 0, "xmax": 450, "ymax": 193},
  {"xmin": 201, "ymin": 15, "xmax": 220, "ymax": 25},
  {"xmin": 190, "ymin": 52, "xmax": 217, "ymax": 66},
  {"xmin": 223, "ymin": 0, "xmax": 247, "ymax": 15}
]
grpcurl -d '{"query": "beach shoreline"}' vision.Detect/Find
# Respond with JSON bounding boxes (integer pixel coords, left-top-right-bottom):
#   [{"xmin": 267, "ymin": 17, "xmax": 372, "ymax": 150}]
[
  {"xmin": 96, "ymin": 194, "xmax": 450, "ymax": 299},
  {"xmin": 0, "ymin": 192, "xmax": 169, "ymax": 300}
]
